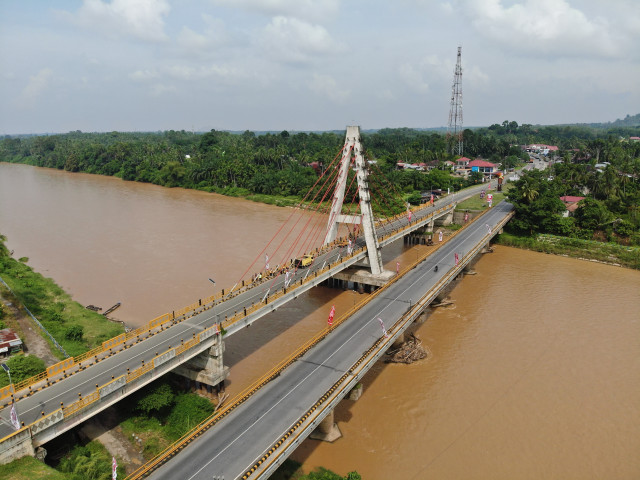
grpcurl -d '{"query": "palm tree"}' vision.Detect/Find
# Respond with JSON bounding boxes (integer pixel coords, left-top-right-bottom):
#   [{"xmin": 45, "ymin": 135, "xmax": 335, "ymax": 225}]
[{"xmin": 520, "ymin": 179, "xmax": 539, "ymax": 203}]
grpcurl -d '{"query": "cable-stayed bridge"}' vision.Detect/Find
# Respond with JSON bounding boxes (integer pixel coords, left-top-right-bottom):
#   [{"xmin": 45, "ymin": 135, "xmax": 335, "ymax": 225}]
[{"xmin": 0, "ymin": 127, "xmax": 513, "ymax": 478}]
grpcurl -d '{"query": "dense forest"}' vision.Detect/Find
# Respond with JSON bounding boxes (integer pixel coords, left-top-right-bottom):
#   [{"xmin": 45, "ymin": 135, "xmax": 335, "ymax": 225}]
[{"xmin": 1, "ymin": 121, "xmax": 639, "ymax": 243}]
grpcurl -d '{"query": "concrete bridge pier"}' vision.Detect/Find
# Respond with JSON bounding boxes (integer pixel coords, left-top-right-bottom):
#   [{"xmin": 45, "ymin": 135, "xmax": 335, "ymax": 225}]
[
  {"xmin": 173, "ymin": 336, "xmax": 229, "ymax": 394},
  {"xmin": 310, "ymin": 409, "xmax": 342, "ymax": 443}
]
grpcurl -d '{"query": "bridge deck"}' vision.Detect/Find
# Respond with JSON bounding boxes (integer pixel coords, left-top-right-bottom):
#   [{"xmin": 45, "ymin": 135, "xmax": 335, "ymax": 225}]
[
  {"xmin": 0, "ymin": 182, "xmax": 498, "ymax": 445},
  {"xmin": 146, "ymin": 202, "xmax": 514, "ymax": 480}
]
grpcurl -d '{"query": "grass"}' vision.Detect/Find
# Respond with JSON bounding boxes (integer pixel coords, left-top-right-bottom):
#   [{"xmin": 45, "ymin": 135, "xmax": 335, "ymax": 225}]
[
  {"xmin": 495, "ymin": 232, "xmax": 640, "ymax": 269},
  {"xmin": 120, "ymin": 415, "xmax": 171, "ymax": 460},
  {"xmin": 455, "ymin": 187, "xmax": 509, "ymax": 211},
  {"xmin": 0, "ymin": 456, "xmax": 66, "ymax": 480},
  {"xmin": 0, "ymin": 253, "xmax": 125, "ymax": 359}
]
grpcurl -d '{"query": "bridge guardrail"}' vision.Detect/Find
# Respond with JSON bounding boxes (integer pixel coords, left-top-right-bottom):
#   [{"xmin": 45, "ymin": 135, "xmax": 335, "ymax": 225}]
[
  {"xmin": 0, "ymin": 185, "xmax": 496, "ymax": 409},
  {"xmin": 243, "ymin": 208, "xmax": 512, "ymax": 480},
  {"xmin": 123, "ymin": 203, "xmax": 502, "ymax": 480},
  {"xmin": 1, "ymin": 206, "xmax": 506, "ymax": 450}
]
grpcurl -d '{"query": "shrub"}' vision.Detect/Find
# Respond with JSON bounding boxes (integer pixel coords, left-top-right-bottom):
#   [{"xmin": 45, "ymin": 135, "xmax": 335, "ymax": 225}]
[
  {"xmin": 0, "ymin": 355, "xmax": 46, "ymax": 387},
  {"xmin": 64, "ymin": 325, "xmax": 84, "ymax": 341},
  {"xmin": 165, "ymin": 393, "xmax": 214, "ymax": 439},
  {"xmin": 136, "ymin": 383, "xmax": 175, "ymax": 415}
]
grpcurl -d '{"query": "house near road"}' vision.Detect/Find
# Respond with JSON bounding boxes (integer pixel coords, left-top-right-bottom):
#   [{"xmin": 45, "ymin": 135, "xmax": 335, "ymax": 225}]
[{"xmin": 468, "ymin": 159, "xmax": 497, "ymax": 174}]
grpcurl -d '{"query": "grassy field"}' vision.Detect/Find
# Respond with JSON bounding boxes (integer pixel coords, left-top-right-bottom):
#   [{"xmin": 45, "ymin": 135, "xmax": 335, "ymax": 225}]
[
  {"xmin": 0, "ymin": 252, "xmax": 125, "ymax": 359},
  {"xmin": 0, "ymin": 456, "xmax": 66, "ymax": 480},
  {"xmin": 455, "ymin": 185, "xmax": 509, "ymax": 211}
]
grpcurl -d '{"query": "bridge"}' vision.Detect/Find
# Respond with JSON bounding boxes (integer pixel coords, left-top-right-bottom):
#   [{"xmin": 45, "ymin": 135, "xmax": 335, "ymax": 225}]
[{"xmin": 0, "ymin": 126, "xmax": 512, "ymax": 471}]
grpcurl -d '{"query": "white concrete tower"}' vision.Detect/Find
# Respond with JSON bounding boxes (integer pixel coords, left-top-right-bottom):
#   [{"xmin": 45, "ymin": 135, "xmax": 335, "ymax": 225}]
[{"xmin": 324, "ymin": 126, "xmax": 383, "ymax": 275}]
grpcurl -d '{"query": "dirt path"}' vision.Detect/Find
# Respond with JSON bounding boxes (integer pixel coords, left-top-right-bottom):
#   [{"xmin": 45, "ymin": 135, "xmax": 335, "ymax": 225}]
[{"xmin": 0, "ymin": 288, "xmax": 60, "ymax": 366}]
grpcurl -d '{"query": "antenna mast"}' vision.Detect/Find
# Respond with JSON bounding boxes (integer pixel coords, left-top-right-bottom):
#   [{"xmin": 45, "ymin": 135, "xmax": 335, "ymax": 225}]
[{"xmin": 447, "ymin": 46, "xmax": 463, "ymax": 157}]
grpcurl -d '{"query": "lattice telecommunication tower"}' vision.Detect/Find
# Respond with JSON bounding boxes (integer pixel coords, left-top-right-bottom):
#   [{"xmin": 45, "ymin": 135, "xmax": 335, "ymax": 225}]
[{"xmin": 447, "ymin": 46, "xmax": 463, "ymax": 157}]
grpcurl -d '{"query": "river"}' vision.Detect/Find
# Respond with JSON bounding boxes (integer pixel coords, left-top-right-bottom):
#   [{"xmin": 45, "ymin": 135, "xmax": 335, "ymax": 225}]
[{"xmin": 1, "ymin": 162, "xmax": 638, "ymax": 479}]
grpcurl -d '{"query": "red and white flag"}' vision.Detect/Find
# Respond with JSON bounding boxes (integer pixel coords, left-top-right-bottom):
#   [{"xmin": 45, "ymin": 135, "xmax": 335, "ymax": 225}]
[
  {"xmin": 454, "ymin": 252, "xmax": 459, "ymax": 266},
  {"xmin": 10, "ymin": 403, "xmax": 20, "ymax": 430},
  {"xmin": 430, "ymin": 194, "xmax": 434, "ymax": 205},
  {"xmin": 407, "ymin": 210, "xmax": 412, "ymax": 222},
  {"xmin": 265, "ymin": 254, "xmax": 270, "ymax": 271},
  {"xmin": 486, "ymin": 223, "xmax": 492, "ymax": 234},
  {"xmin": 347, "ymin": 238, "xmax": 353, "ymax": 255},
  {"xmin": 214, "ymin": 323, "xmax": 221, "ymax": 335},
  {"xmin": 464, "ymin": 212, "xmax": 469, "ymax": 223},
  {"xmin": 396, "ymin": 262, "xmax": 400, "ymax": 274},
  {"xmin": 328, "ymin": 305, "xmax": 336, "ymax": 326},
  {"xmin": 112, "ymin": 456, "xmax": 117, "ymax": 480},
  {"xmin": 438, "ymin": 231, "xmax": 443, "ymax": 242},
  {"xmin": 284, "ymin": 270, "xmax": 291, "ymax": 287},
  {"xmin": 378, "ymin": 318, "xmax": 389, "ymax": 339}
]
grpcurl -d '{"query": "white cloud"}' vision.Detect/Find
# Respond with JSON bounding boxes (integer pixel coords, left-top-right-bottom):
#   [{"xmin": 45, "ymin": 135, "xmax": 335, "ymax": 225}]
[
  {"xmin": 210, "ymin": 0, "xmax": 340, "ymax": 22},
  {"xmin": 261, "ymin": 16, "xmax": 341, "ymax": 64},
  {"xmin": 176, "ymin": 14, "xmax": 228, "ymax": 53},
  {"xmin": 17, "ymin": 68, "xmax": 53, "ymax": 109},
  {"xmin": 130, "ymin": 69, "xmax": 159, "ymax": 81},
  {"xmin": 63, "ymin": 0, "xmax": 170, "ymax": 42},
  {"xmin": 309, "ymin": 73, "xmax": 348, "ymax": 102},
  {"xmin": 461, "ymin": 0, "xmax": 617, "ymax": 58}
]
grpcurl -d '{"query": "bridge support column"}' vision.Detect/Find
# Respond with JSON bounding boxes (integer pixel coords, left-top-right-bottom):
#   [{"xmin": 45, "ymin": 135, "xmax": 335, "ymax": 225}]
[
  {"xmin": 173, "ymin": 336, "xmax": 229, "ymax": 393},
  {"xmin": 310, "ymin": 409, "xmax": 342, "ymax": 443}
]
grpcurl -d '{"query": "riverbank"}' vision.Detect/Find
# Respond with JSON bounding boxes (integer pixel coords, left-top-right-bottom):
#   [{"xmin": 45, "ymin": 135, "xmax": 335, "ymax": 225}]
[
  {"xmin": 494, "ymin": 232, "xmax": 640, "ymax": 269},
  {"xmin": 0, "ymin": 234, "xmax": 125, "ymax": 364}
]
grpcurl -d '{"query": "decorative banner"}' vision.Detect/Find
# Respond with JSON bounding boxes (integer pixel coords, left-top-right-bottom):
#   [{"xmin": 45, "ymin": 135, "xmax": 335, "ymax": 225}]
[
  {"xmin": 438, "ymin": 231, "xmax": 443, "ymax": 242},
  {"xmin": 430, "ymin": 194, "xmax": 434, "ymax": 205},
  {"xmin": 347, "ymin": 238, "xmax": 353, "ymax": 255},
  {"xmin": 486, "ymin": 223, "xmax": 492, "ymax": 234},
  {"xmin": 265, "ymin": 254, "xmax": 270, "ymax": 271},
  {"xmin": 328, "ymin": 305, "xmax": 336, "ymax": 326},
  {"xmin": 378, "ymin": 318, "xmax": 389, "ymax": 339},
  {"xmin": 396, "ymin": 262, "xmax": 400, "ymax": 274},
  {"xmin": 10, "ymin": 403, "xmax": 20, "ymax": 430},
  {"xmin": 284, "ymin": 270, "xmax": 292, "ymax": 288},
  {"xmin": 464, "ymin": 212, "xmax": 469, "ymax": 223},
  {"xmin": 112, "ymin": 456, "xmax": 117, "ymax": 480},
  {"xmin": 454, "ymin": 252, "xmax": 459, "ymax": 265},
  {"xmin": 407, "ymin": 210, "xmax": 412, "ymax": 222},
  {"xmin": 488, "ymin": 200, "xmax": 493, "ymax": 208}
]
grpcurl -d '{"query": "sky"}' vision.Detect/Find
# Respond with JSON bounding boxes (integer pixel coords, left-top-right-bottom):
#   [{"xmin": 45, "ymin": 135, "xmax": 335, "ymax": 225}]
[{"xmin": 1, "ymin": 0, "xmax": 639, "ymax": 134}]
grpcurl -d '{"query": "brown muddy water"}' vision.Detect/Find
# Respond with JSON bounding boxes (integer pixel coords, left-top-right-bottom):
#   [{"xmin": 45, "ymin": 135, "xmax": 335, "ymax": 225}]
[{"xmin": 1, "ymin": 162, "xmax": 639, "ymax": 479}]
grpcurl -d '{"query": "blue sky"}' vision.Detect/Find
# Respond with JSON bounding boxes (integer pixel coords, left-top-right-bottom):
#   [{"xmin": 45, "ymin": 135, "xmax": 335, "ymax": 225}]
[{"xmin": 1, "ymin": 0, "xmax": 638, "ymax": 134}]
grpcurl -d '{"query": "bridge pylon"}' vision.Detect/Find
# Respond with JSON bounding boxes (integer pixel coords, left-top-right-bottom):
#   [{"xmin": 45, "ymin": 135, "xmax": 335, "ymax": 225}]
[{"xmin": 324, "ymin": 126, "xmax": 384, "ymax": 276}]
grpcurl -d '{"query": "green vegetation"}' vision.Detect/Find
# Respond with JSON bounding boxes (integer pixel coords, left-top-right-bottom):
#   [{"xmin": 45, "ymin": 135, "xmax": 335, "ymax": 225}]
[
  {"xmin": 0, "ymin": 234, "xmax": 125, "ymax": 363},
  {"xmin": 0, "ymin": 128, "xmax": 523, "ymax": 216},
  {"xmin": 495, "ymin": 233, "xmax": 640, "ymax": 269},
  {"xmin": 57, "ymin": 441, "xmax": 124, "ymax": 480},
  {"xmin": 0, "ymin": 355, "xmax": 46, "ymax": 385},
  {"xmin": 455, "ymin": 188, "xmax": 508, "ymax": 211},
  {"xmin": 272, "ymin": 460, "xmax": 362, "ymax": 480},
  {"xmin": 0, "ymin": 455, "xmax": 67, "ymax": 480},
  {"xmin": 118, "ymin": 376, "xmax": 214, "ymax": 459}
]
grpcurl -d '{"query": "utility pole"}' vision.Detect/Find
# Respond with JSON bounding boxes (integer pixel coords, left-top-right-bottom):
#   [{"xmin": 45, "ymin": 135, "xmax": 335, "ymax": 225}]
[{"xmin": 447, "ymin": 46, "xmax": 463, "ymax": 157}]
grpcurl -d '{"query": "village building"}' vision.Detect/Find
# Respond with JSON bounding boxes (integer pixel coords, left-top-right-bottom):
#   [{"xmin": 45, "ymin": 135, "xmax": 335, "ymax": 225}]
[
  {"xmin": 560, "ymin": 195, "xmax": 585, "ymax": 217},
  {"xmin": 0, "ymin": 329, "xmax": 23, "ymax": 357}
]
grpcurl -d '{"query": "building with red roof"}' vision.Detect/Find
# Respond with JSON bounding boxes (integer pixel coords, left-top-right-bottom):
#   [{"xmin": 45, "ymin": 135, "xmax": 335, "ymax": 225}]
[
  {"xmin": 560, "ymin": 196, "xmax": 585, "ymax": 217},
  {"xmin": 468, "ymin": 159, "xmax": 497, "ymax": 173},
  {"xmin": 0, "ymin": 329, "xmax": 23, "ymax": 357}
]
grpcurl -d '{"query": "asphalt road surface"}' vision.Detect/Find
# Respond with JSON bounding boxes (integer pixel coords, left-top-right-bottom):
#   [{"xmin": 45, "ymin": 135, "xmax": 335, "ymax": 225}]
[{"xmin": 150, "ymin": 202, "xmax": 514, "ymax": 480}]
